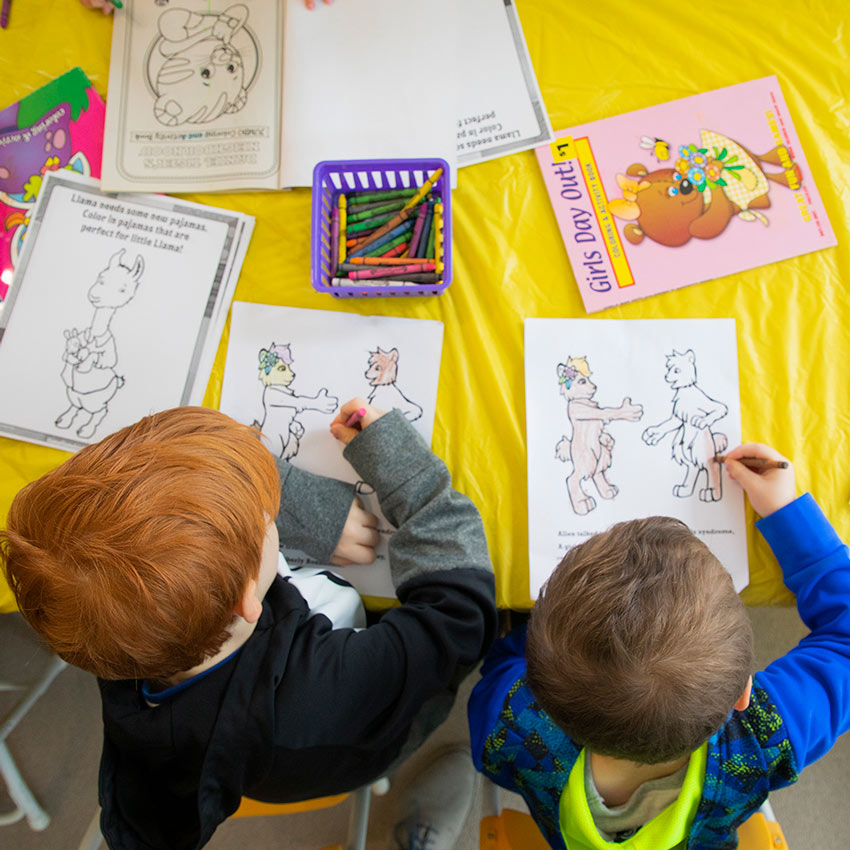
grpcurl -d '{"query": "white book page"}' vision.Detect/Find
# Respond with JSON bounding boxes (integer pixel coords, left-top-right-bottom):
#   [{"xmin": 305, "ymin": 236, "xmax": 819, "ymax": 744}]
[
  {"xmin": 525, "ymin": 318, "xmax": 748, "ymax": 599},
  {"xmin": 0, "ymin": 172, "xmax": 252, "ymax": 451},
  {"xmin": 456, "ymin": 0, "xmax": 553, "ymax": 166},
  {"xmin": 220, "ymin": 303, "xmax": 444, "ymax": 598},
  {"xmin": 102, "ymin": 0, "xmax": 283, "ymax": 192},
  {"xmin": 280, "ymin": 0, "xmax": 457, "ymax": 188}
]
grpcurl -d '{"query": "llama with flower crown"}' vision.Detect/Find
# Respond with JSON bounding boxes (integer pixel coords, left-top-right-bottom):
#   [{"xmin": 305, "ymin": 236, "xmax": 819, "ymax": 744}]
[
  {"xmin": 554, "ymin": 356, "xmax": 643, "ymax": 516},
  {"xmin": 364, "ymin": 347, "xmax": 422, "ymax": 422},
  {"xmin": 254, "ymin": 343, "xmax": 338, "ymax": 460}
]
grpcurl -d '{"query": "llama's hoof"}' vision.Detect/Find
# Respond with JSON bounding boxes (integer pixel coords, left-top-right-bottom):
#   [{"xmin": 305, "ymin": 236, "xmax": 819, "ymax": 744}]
[
  {"xmin": 597, "ymin": 483, "xmax": 618, "ymax": 499},
  {"xmin": 699, "ymin": 487, "xmax": 722, "ymax": 502},
  {"xmin": 77, "ymin": 422, "xmax": 98, "ymax": 439},
  {"xmin": 673, "ymin": 485, "xmax": 692, "ymax": 498},
  {"xmin": 572, "ymin": 496, "xmax": 596, "ymax": 515}
]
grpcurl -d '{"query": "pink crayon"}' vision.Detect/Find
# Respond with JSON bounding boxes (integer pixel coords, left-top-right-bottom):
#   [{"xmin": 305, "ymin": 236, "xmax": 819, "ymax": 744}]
[
  {"xmin": 349, "ymin": 263, "xmax": 436, "ymax": 280},
  {"xmin": 404, "ymin": 203, "xmax": 429, "ymax": 260},
  {"xmin": 344, "ymin": 407, "xmax": 367, "ymax": 428},
  {"xmin": 330, "ymin": 205, "xmax": 340, "ymax": 275}
]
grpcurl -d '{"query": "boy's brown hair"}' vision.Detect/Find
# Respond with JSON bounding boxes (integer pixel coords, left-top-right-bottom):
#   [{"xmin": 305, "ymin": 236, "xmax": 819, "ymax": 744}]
[
  {"xmin": 0, "ymin": 407, "xmax": 280, "ymax": 681},
  {"xmin": 526, "ymin": 516, "xmax": 753, "ymax": 764}
]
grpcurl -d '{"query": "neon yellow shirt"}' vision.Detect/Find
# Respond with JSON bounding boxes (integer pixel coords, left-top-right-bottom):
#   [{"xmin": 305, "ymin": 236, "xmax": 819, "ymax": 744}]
[{"xmin": 559, "ymin": 744, "xmax": 708, "ymax": 850}]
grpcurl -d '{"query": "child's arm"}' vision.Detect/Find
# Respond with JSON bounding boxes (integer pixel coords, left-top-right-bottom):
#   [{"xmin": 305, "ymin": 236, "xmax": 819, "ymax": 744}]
[
  {"xmin": 727, "ymin": 443, "xmax": 850, "ymax": 771},
  {"xmin": 275, "ymin": 462, "xmax": 378, "ymax": 566}
]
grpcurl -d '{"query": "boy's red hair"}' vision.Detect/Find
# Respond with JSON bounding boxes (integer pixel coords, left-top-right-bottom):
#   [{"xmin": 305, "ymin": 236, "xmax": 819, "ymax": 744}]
[{"xmin": 0, "ymin": 407, "xmax": 280, "ymax": 680}]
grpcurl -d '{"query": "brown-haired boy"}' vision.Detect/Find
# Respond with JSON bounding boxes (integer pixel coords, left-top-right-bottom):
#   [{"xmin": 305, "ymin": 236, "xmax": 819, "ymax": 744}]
[
  {"xmin": 469, "ymin": 443, "xmax": 850, "ymax": 850},
  {"xmin": 2, "ymin": 400, "xmax": 497, "ymax": 850}
]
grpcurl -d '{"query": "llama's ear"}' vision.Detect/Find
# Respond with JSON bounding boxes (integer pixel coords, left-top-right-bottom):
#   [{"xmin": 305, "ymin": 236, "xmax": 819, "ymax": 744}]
[
  {"xmin": 685, "ymin": 349, "xmax": 695, "ymax": 363},
  {"xmin": 131, "ymin": 255, "xmax": 145, "ymax": 282},
  {"xmin": 390, "ymin": 348, "xmax": 399, "ymax": 362},
  {"xmin": 556, "ymin": 363, "xmax": 566, "ymax": 378},
  {"xmin": 108, "ymin": 248, "xmax": 126, "ymax": 268}
]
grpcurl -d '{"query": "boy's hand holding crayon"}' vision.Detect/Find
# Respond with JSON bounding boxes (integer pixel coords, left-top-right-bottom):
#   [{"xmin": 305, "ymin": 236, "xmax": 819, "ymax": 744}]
[
  {"xmin": 329, "ymin": 398, "xmax": 386, "ymax": 445},
  {"xmin": 725, "ymin": 443, "xmax": 796, "ymax": 518}
]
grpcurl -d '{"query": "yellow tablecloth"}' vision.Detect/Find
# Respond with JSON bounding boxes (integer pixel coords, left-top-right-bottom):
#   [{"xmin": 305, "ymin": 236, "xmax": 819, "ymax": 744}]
[{"xmin": 1, "ymin": 0, "xmax": 848, "ymax": 612}]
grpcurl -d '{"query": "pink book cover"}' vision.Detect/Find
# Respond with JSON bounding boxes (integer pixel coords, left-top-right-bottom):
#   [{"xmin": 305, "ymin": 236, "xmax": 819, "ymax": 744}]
[
  {"xmin": 0, "ymin": 68, "xmax": 105, "ymax": 303},
  {"xmin": 535, "ymin": 77, "xmax": 836, "ymax": 313}
]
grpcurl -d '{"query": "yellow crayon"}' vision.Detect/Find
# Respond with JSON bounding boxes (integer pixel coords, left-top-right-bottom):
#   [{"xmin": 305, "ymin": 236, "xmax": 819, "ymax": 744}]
[
  {"xmin": 434, "ymin": 203, "xmax": 444, "ymax": 274},
  {"xmin": 338, "ymin": 194, "xmax": 347, "ymax": 265},
  {"xmin": 401, "ymin": 168, "xmax": 443, "ymax": 213}
]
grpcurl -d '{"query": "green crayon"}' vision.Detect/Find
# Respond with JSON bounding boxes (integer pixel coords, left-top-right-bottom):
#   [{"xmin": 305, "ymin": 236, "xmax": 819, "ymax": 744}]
[
  {"xmin": 365, "ymin": 233, "xmax": 409, "ymax": 257},
  {"xmin": 349, "ymin": 200, "xmax": 411, "ymax": 222},
  {"xmin": 347, "ymin": 214, "xmax": 395, "ymax": 233},
  {"xmin": 349, "ymin": 188, "xmax": 417, "ymax": 203},
  {"xmin": 348, "ymin": 198, "xmax": 408, "ymax": 215},
  {"xmin": 426, "ymin": 220, "xmax": 436, "ymax": 258}
]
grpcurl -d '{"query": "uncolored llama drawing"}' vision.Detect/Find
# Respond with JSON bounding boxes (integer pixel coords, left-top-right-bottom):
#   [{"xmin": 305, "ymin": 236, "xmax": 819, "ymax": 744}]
[
  {"xmin": 255, "ymin": 342, "xmax": 338, "ymax": 459},
  {"xmin": 55, "ymin": 249, "xmax": 143, "ymax": 439},
  {"xmin": 365, "ymin": 346, "xmax": 423, "ymax": 422},
  {"xmin": 554, "ymin": 356, "xmax": 643, "ymax": 515},
  {"xmin": 641, "ymin": 349, "xmax": 728, "ymax": 501}
]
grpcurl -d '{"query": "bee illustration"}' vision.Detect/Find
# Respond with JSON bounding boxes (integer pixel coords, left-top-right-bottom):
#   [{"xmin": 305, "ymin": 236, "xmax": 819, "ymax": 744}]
[{"xmin": 640, "ymin": 136, "xmax": 670, "ymax": 162}]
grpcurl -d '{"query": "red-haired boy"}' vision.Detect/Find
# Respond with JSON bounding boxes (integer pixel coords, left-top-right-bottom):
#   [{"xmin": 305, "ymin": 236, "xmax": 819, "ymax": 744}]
[{"xmin": 2, "ymin": 399, "xmax": 497, "ymax": 849}]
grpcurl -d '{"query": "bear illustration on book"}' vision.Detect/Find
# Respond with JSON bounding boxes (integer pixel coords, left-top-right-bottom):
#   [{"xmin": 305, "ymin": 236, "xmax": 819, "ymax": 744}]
[
  {"xmin": 554, "ymin": 356, "xmax": 643, "ymax": 516},
  {"xmin": 641, "ymin": 349, "xmax": 728, "ymax": 502},
  {"xmin": 609, "ymin": 131, "xmax": 803, "ymax": 247}
]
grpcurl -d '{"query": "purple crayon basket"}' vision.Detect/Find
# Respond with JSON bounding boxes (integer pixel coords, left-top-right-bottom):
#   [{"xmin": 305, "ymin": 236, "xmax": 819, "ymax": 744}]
[{"xmin": 311, "ymin": 157, "xmax": 452, "ymax": 298}]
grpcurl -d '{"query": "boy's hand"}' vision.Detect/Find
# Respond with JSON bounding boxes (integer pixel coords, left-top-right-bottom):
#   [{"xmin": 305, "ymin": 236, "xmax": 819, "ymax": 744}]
[
  {"xmin": 329, "ymin": 398, "xmax": 386, "ymax": 445},
  {"xmin": 724, "ymin": 443, "xmax": 796, "ymax": 518},
  {"xmin": 79, "ymin": 0, "xmax": 114, "ymax": 13},
  {"xmin": 330, "ymin": 497, "xmax": 380, "ymax": 566}
]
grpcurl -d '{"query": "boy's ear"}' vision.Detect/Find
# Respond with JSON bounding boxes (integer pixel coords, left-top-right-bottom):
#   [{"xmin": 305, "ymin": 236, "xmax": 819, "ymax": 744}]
[
  {"xmin": 234, "ymin": 578, "xmax": 263, "ymax": 624},
  {"xmin": 733, "ymin": 675, "xmax": 753, "ymax": 711}
]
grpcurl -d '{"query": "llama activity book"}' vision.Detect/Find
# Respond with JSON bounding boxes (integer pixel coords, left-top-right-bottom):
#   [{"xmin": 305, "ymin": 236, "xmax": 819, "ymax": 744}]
[
  {"xmin": 0, "ymin": 68, "xmax": 105, "ymax": 304},
  {"xmin": 535, "ymin": 77, "xmax": 836, "ymax": 313},
  {"xmin": 525, "ymin": 318, "xmax": 748, "ymax": 599},
  {"xmin": 219, "ymin": 303, "xmax": 444, "ymax": 600},
  {"xmin": 0, "ymin": 171, "xmax": 253, "ymax": 452}
]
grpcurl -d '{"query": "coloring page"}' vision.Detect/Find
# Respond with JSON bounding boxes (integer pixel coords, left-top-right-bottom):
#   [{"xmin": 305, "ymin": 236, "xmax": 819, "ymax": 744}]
[
  {"xmin": 0, "ymin": 172, "xmax": 253, "ymax": 451},
  {"xmin": 526, "ymin": 318, "xmax": 747, "ymax": 598},
  {"xmin": 103, "ymin": 0, "xmax": 282, "ymax": 192},
  {"xmin": 220, "ymin": 303, "xmax": 444, "ymax": 598}
]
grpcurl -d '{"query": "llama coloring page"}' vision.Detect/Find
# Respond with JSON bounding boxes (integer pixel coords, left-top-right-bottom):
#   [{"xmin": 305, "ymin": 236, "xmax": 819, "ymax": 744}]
[
  {"xmin": 0, "ymin": 171, "xmax": 253, "ymax": 451},
  {"xmin": 526, "ymin": 318, "xmax": 747, "ymax": 598},
  {"xmin": 221, "ymin": 303, "xmax": 444, "ymax": 599}
]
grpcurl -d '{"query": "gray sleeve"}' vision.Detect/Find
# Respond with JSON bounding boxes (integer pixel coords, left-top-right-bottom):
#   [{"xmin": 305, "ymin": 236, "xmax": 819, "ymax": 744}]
[
  {"xmin": 343, "ymin": 410, "xmax": 493, "ymax": 588},
  {"xmin": 274, "ymin": 461, "xmax": 356, "ymax": 564}
]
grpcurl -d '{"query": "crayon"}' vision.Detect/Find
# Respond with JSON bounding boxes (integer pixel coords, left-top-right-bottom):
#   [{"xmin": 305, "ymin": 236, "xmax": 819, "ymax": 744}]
[
  {"xmin": 365, "ymin": 233, "xmax": 410, "ymax": 257},
  {"xmin": 337, "ymin": 262, "xmax": 435, "ymax": 274},
  {"xmin": 391, "ymin": 272, "xmax": 442, "ymax": 284},
  {"xmin": 348, "ymin": 198, "xmax": 408, "ymax": 216},
  {"xmin": 347, "ymin": 214, "xmax": 395, "ymax": 234},
  {"xmin": 338, "ymin": 194, "xmax": 347, "ymax": 265},
  {"xmin": 349, "ymin": 188, "xmax": 418, "ymax": 203},
  {"xmin": 425, "ymin": 214, "xmax": 436, "ymax": 258},
  {"xmin": 348, "ymin": 200, "xmax": 410, "ymax": 222},
  {"xmin": 331, "ymin": 277, "xmax": 418, "ymax": 289},
  {"xmin": 330, "ymin": 205, "xmax": 340, "ymax": 275},
  {"xmin": 349, "ymin": 263, "xmax": 437, "ymax": 280},
  {"xmin": 405, "ymin": 203, "xmax": 429, "ymax": 262},
  {"xmin": 349, "ymin": 202, "xmax": 425, "ymax": 254},
  {"xmin": 416, "ymin": 202, "xmax": 435, "ymax": 258},
  {"xmin": 433, "ymin": 203, "xmax": 443, "ymax": 273},
  {"xmin": 379, "ymin": 242, "xmax": 409, "ymax": 259},
  {"xmin": 350, "ymin": 219, "xmax": 414, "ymax": 257},
  {"xmin": 713, "ymin": 456, "xmax": 790, "ymax": 470},
  {"xmin": 402, "ymin": 168, "xmax": 443, "ymax": 212},
  {"xmin": 345, "ymin": 407, "xmax": 367, "ymax": 428},
  {"xmin": 348, "ymin": 256, "xmax": 433, "ymax": 265}
]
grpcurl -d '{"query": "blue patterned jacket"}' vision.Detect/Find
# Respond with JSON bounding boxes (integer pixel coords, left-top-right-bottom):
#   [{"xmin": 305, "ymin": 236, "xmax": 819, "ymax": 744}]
[{"xmin": 469, "ymin": 496, "xmax": 850, "ymax": 849}]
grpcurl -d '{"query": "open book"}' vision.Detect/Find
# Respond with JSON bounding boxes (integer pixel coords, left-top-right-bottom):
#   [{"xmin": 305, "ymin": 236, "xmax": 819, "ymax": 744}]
[
  {"xmin": 102, "ymin": 0, "xmax": 457, "ymax": 192},
  {"xmin": 101, "ymin": 0, "xmax": 552, "ymax": 193}
]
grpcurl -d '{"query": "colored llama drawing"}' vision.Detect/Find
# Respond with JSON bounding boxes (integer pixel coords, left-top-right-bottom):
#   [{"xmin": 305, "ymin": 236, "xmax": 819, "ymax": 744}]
[
  {"xmin": 254, "ymin": 343, "xmax": 338, "ymax": 459},
  {"xmin": 146, "ymin": 4, "xmax": 260, "ymax": 127},
  {"xmin": 55, "ymin": 249, "xmax": 144, "ymax": 439},
  {"xmin": 641, "ymin": 349, "xmax": 728, "ymax": 501},
  {"xmin": 365, "ymin": 347, "xmax": 423, "ymax": 422},
  {"xmin": 554, "ymin": 356, "xmax": 643, "ymax": 515}
]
